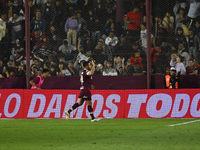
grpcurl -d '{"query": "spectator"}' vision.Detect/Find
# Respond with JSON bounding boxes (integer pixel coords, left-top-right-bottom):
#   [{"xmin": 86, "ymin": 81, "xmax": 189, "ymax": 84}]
[
  {"xmin": 0, "ymin": 13, "xmax": 9, "ymax": 61},
  {"xmin": 46, "ymin": 25, "xmax": 61, "ymax": 50},
  {"xmin": 10, "ymin": 39, "xmax": 24, "ymax": 62},
  {"xmin": 93, "ymin": 40, "xmax": 112, "ymax": 64},
  {"xmin": 170, "ymin": 54, "xmax": 186, "ymax": 75},
  {"xmin": 173, "ymin": 0, "xmax": 187, "ymax": 18},
  {"xmin": 154, "ymin": 16, "xmax": 169, "ymax": 45},
  {"xmin": 67, "ymin": 60, "xmax": 78, "ymax": 76},
  {"xmin": 30, "ymin": 27, "xmax": 48, "ymax": 48},
  {"xmin": 49, "ymin": 65, "xmax": 56, "ymax": 77},
  {"xmin": 90, "ymin": 18, "xmax": 102, "ymax": 46},
  {"xmin": 177, "ymin": 43, "xmax": 190, "ymax": 67},
  {"xmin": 163, "ymin": 11, "xmax": 174, "ymax": 34},
  {"xmin": 65, "ymin": 13, "xmax": 79, "ymax": 47},
  {"xmin": 124, "ymin": 5, "xmax": 142, "ymax": 41},
  {"xmin": 32, "ymin": 58, "xmax": 41, "ymax": 68},
  {"xmin": 73, "ymin": 57, "xmax": 83, "ymax": 75},
  {"xmin": 130, "ymin": 43, "xmax": 146, "ymax": 60},
  {"xmin": 2, "ymin": 66, "xmax": 10, "ymax": 77},
  {"xmin": 54, "ymin": 0, "xmax": 66, "ymax": 25},
  {"xmin": 151, "ymin": 45, "xmax": 162, "ymax": 74},
  {"xmin": 159, "ymin": 40, "xmax": 173, "ymax": 72},
  {"xmin": 3, "ymin": 0, "xmax": 19, "ymax": 20},
  {"xmin": 6, "ymin": 59, "xmax": 15, "ymax": 73},
  {"xmin": 93, "ymin": 63, "xmax": 103, "ymax": 76},
  {"xmin": 104, "ymin": 0, "xmax": 116, "ymax": 21},
  {"xmin": 102, "ymin": 18, "xmax": 114, "ymax": 38},
  {"xmin": 93, "ymin": 0, "xmax": 105, "ymax": 24},
  {"xmin": 105, "ymin": 31, "xmax": 118, "ymax": 53},
  {"xmin": 79, "ymin": 0, "xmax": 92, "ymax": 21},
  {"xmin": 78, "ymin": 31, "xmax": 91, "ymax": 51},
  {"xmin": 30, "ymin": 9, "xmax": 46, "ymax": 32},
  {"xmin": 58, "ymin": 39, "xmax": 77, "ymax": 60},
  {"xmin": 115, "ymin": 35, "xmax": 132, "ymax": 59},
  {"xmin": 186, "ymin": 59, "xmax": 198, "ymax": 75},
  {"xmin": 32, "ymin": 44, "xmax": 53, "ymax": 63},
  {"xmin": 76, "ymin": 12, "xmax": 86, "ymax": 30},
  {"xmin": 30, "ymin": 64, "xmax": 38, "ymax": 77},
  {"xmin": 180, "ymin": 20, "xmax": 190, "ymax": 37},
  {"xmin": 186, "ymin": 28, "xmax": 197, "ymax": 59},
  {"xmin": 103, "ymin": 60, "xmax": 108, "ymax": 69},
  {"xmin": 187, "ymin": 0, "xmax": 200, "ymax": 24},
  {"xmin": 130, "ymin": 63, "xmax": 144, "ymax": 76},
  {"xmin": 41, "ymin": 0, "xmax": 56, "ymax": 33},
  {"xmin": 137, "ymin": 23, "xmax": 154, "ymax": 53},
  {"xmin": 15, "ymin": 65, "xmax": 25, "ymax": 77},
  {"xmin": 13, "ymin": 0, "xmax": 24, "ymax": 9},
  {"xmin": 118, "ymin": 67, "xmax": 127, "ymax": 76},
  {"xmin": 160, "ymin": 40, "xmax": 172, "ymax": 63},
  {"xmin": 57, "ymin": 62, "xmax": 71, "ymax": 76},
  {"xmin": 193, "ymin": 20, "xmax": 200, "ymax": 35},
  {"xmin": 171, "ymin": 27, "xmax": 187, "ymax": 53},
  {"xmin": 130, "ymin": 51, "xmax": 143, "ymax": 69},
  {"xmin": 103, "ymin": 22, "xmax": 119, "ymax": 38},
  {"xmin": 102, "ymin": 60, "xmax": 118, "ymax": 76},
  {"xmin": 8, "ymin": 12, "xmax": 25, "ymax": 43},
  {"xmin": 29, "ymin": 0, "xmax": 39, "ymax": 21},
  {"xmin": 78, "ymin": 23, "xmax": 90, "ymax": 39},
  {"xmin": 175, "ymin": 8, "xmax": 186, "ymax": 33},
  {"xmin": 113, "ymin": 56, "xmax": 125, "ymax": 73}
]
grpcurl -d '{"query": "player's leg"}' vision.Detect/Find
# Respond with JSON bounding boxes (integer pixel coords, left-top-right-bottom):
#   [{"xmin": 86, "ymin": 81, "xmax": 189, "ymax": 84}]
[
  {"xmin": 65, "ymin": 98, "xmax": 84, "ymax": 120},
  {"xmin": 86, "ymin": 100, "xmax": 101, "ymax": 122}
]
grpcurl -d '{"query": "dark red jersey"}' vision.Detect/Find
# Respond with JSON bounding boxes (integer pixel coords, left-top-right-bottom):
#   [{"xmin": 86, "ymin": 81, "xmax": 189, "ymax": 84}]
[{"xmin": 80, "ymin": 69, "xmax": 92, "ymax": 90}]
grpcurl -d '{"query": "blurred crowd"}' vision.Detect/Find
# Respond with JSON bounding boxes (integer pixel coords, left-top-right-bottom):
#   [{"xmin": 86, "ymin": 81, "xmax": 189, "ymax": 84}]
[{"xmin": 0, "ymin": 0, "xmax": 200, "ymax": 78}]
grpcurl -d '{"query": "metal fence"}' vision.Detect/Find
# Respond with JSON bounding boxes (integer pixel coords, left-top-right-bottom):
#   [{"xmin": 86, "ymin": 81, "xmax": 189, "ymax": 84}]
[{"xmin": 0, "ymin": 0, "xmax": 199, "ymax": 79}]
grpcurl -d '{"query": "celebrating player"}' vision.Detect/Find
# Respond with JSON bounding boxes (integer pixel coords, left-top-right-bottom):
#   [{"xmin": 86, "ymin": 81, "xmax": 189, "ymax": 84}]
[
  {"xmin": 29, "ymin": 69, "xmax": 49, "ymax": 89},
  {"xmin": 65, "ymin": 61, "xmax": 101, "ymax": 122}
]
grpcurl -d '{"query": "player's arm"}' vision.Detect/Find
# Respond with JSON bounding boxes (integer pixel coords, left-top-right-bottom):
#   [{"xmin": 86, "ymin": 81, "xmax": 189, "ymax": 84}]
[
  {"xmin": 87, "ymin": 61, "xmax": 95, "ymax": 76},
  {"xmin": 29, "ymin": 77, "xmax": 41, "ymax": 89}
]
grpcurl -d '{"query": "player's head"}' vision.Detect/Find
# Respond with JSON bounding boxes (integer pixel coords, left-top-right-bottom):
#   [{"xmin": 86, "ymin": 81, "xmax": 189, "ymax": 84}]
[
  {"xmin": 42, "ymin": 69, "xmax": 49, "ymax": 78},
  {"xmin": 83, "ymin": 61, "xmax": 90, "ymax": 70}
]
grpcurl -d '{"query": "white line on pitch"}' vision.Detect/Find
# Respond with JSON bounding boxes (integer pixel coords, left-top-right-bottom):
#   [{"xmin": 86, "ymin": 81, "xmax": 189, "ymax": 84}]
[{"xmin": 167, "ymin": 120, "xmax": 200, "ymax": 127}]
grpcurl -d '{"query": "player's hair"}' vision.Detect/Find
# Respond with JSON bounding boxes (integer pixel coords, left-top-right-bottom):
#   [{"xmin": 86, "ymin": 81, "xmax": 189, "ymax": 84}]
[
  {"xmin": 83, "ymin": 61, "xmax": 89, "ymax": 68},
  {"xmin": 42, "ymin": 69, "xmax": 49, "ymax": 73}
]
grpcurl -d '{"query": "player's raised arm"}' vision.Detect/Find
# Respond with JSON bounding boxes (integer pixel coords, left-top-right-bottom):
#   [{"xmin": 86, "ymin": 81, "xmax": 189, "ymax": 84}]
[{"xmin": 87, "ymin": 61, "xmax": 95, "ymax": 76}]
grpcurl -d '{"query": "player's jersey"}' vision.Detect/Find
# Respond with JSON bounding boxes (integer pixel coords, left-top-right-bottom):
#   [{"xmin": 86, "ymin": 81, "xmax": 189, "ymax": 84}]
[{"xmin": 80, "ymin": 69, "xmax": 92, "ymax": 90}]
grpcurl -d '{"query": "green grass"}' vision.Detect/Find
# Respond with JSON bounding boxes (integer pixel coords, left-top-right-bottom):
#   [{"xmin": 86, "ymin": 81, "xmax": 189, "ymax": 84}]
[{"xmin": 0, "ymin": 119, "xmax": 199, "ymax": 150}]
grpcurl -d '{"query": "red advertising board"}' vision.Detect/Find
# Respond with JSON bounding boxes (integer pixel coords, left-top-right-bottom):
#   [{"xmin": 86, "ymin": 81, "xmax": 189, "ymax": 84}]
[
  {"xmin": 0, "ymin": 89, "xmax": 200, "ymax": 119},
  {"xmin": 0, "ymin": 89, "xmax": 24, "ymax": 118},
  {"xmin": 125, "ymin": 89, "xmax": 200, "ymax": 118}
]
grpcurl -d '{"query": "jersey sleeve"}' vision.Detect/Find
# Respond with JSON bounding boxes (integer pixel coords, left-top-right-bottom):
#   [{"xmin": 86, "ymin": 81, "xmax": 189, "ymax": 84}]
[
  {"xmin": 86, "ymin": 70, "xmax": 90, "ymax": 76},
  {"xmin": 32, "ymin": 77, "xmax": 40, "ymax": 84}
]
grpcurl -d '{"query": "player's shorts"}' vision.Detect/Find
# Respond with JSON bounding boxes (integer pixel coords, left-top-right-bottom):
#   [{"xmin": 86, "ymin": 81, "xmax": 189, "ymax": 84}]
[{"xmin": 78, "ymin": 89, "xmax": 91, "ymax": 101}]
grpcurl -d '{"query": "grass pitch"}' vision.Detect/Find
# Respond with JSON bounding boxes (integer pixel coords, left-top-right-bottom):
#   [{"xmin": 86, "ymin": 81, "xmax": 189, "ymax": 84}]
[{"xmin": 0, "ymin": 119, "xmax": 199, "ymax": 150}]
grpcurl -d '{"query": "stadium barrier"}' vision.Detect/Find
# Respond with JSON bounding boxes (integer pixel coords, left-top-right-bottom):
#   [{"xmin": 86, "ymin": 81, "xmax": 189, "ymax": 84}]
[{"xmin": 0, "ymin": 89, "xmax": 200, "ymax": 119}]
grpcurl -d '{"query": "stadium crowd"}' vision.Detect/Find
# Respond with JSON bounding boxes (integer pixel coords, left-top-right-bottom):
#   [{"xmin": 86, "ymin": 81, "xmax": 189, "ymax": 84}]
[{"xmin": 0, "ymin": 0, "xmax": 200, "ymax": 78}]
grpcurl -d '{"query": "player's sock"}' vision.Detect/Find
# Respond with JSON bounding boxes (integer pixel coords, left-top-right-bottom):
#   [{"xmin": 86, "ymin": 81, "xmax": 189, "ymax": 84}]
[
  {"xmin": 68, "ymin": 103, "xmax": 80, "ymax": 114},
  {"xmin": 88, "ymin": 105, "xmax": 95, "ymax": 120}
]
